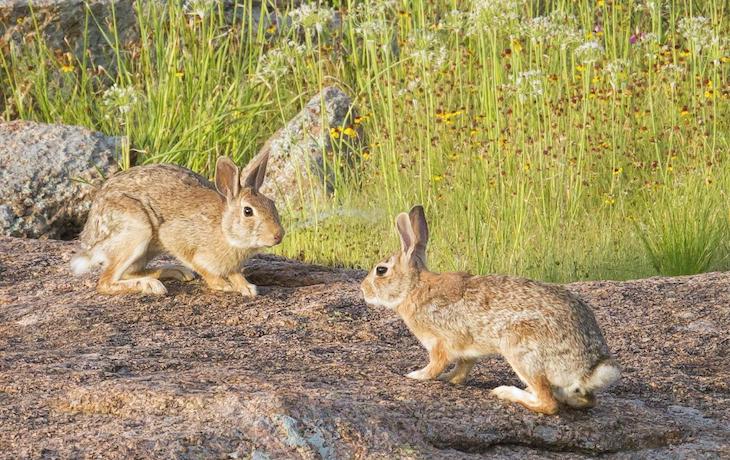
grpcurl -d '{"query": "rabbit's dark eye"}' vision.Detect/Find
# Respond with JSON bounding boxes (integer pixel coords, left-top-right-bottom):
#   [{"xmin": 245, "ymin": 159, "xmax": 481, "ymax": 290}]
[
  {"xmin": 243, "ymin": 206, "xmax": 254, "ymax": 217},
  {"xmin": 376, "ymin": 266, "xmax": 388, "ymax": 276}
]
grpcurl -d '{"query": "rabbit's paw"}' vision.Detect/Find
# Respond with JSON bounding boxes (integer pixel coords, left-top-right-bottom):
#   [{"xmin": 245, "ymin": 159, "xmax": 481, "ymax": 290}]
[
  {"xmin": 406, "ymin": 368, "xmax": 430, "ymax": 380},
  {"xmin": 140, "ymin": 278, "xmax": 168, "ymax": 296}
]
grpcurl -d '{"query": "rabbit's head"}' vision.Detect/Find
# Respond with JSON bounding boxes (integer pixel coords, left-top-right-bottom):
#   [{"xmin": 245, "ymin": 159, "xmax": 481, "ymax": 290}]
[
  {"xmin": 216, "ymin": 154, "xmax": 284, "ymax": 249},
  {"xmin": 361, "ymin": 205, "xmax": 429, "ymax": 309}
]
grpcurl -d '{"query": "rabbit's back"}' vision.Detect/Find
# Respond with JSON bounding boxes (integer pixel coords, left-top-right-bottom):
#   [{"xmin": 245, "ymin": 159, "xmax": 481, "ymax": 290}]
[
  {"xmin": 414, "ymin": 273, "xmax": 610, "ymax": 381},
  {"xmin": 80, "ymin": 164, "xmax": 223, "ymax": 249},
  {"xmin": 97, "ymin": 164, "xmax": 217, "ymax": 202}
]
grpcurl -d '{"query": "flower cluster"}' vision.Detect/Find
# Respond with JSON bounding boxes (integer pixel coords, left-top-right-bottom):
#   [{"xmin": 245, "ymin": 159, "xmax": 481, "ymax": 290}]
[
  {"xmin": 466, "ymin": 0, "xmax": 525, "ymax": 36},
  {"xmin": 677, "ymin": 17, "xmax": 718, "ymax": 52},
  {"xmin": 604, "ymin": 59, "xmax": 630, "ymax": 90},
  {"xmin": 508, "ymin": 70, "xmax": 544, "ymax": 102},
  {"xmin": 182, "ymin": 0, "xmax": 217, "ymax": 20},
  {"xmin": 288, "ymin": 2, "xmax": 336, "ymax": 35},
  {"xmin": 101, "ymin": 84, "xmax": 139, "ymax": 120},
  {"xmin": 252, "ymin": 41, "xmax": 306, "ymax": 86},
  {"xmin": 574, "ymin": 40, "xmax": 604, "ymax": 64},
  {"xmin": 406, "ymin": 31, "xmax": 448, "ymax": 70},
  {"xmin": 520, "ymin": 11, "xmax": 581, "ymax": 49}
]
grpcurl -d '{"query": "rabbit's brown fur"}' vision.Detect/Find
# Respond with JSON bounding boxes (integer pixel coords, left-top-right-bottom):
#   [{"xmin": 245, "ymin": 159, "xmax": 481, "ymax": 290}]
[
  {"xmin": 72, "ymin": 155, "xmax": 284, "ymax": 296},
  {"xmin": 362, "ymin": 206, "xmax": 620, "ymax": 415}
]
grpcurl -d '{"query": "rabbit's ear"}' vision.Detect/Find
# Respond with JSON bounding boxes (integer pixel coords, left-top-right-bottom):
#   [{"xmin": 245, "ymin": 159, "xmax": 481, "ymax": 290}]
[
  {"xmin": 409, "ymin": 205, "xmax": 429, "ymax": 264},
  {"xmin": 242, "ymin": 151, "xmax": 269, "ymax": 192},
  {"xmin": 255, "ymin": 151, "xmax": 270, "ymax": 190},
  {"xmin": 215, "ymin": 156, "xmax": 240, "ymax": 200},
  {"xmin": 396, "ymin": 212, "xmax": 416, "ymax": 257}
]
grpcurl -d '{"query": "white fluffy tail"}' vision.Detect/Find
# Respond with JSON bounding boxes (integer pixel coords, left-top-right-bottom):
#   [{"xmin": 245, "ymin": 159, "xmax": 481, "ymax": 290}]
[
  {"xmin": 70, "ymin": 253, "xmax": 92, "ymax": 275},
  {"xmin": 584, "ymin": 359, "xmax": 621, "ymax": 391}
]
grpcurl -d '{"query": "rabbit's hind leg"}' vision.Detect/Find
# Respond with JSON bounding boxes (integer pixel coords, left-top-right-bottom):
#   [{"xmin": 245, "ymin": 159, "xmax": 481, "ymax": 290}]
[
  {"xmin": 97, "ymin": 222, "xmax": 166, "ymax": 296},
  {"xmin": 492, "ymin": 353, "xmax": 559, "ymax": 415},
  {"xmin": 491, "ymin": 374, "xmax": 559, "ymax": 415}
]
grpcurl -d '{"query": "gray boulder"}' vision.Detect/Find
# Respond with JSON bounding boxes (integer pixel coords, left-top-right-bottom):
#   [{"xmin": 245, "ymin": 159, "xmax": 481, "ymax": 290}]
[
  {"xmin": 243, "ymin": 86, "xmax": 363, "ymax": 210},
  {"xmin": 0, "ymin": 120, "xmax": 122, "ymax": 239}
]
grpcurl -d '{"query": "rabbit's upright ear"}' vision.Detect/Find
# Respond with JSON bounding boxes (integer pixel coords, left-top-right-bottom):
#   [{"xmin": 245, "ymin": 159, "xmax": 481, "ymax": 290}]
[
  {"xmin": 396, "ymin": 212, "xmax": 416, "ymax": 258},
  {"xmin": 242, "ymin": 151, "xmax": 270, "ymax": 192},
  {"xmin": 409, "ymin": 205, "xmax": 429, "ymax": 265},
  {"xmin": 215, "ymin": 156, "xmax": 240, "ymax": 200}
]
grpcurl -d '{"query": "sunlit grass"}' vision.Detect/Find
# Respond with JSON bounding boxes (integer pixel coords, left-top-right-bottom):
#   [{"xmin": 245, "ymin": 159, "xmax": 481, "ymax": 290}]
[{"xmin": 2, "ymin": 0, "xmax": 728, "ymax": 281}]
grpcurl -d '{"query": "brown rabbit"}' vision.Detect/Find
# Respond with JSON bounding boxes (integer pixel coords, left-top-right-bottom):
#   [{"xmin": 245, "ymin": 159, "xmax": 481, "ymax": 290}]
[
  {"xmin": 361, "ymin": 206, "xmax": 620, "ymax": 414},
  {"xmin": 71, "ymin": 154, "xmax": 284, "ymax": 296}
]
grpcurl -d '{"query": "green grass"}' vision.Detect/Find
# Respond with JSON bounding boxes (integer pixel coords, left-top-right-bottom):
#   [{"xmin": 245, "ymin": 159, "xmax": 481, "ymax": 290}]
[{"xmin": 2, "ymin": 0, "xmax": 729, "ymax": 281}]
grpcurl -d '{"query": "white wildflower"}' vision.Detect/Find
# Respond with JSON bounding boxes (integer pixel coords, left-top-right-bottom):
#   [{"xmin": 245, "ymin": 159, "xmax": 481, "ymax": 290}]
[
  {"xmin": 406, "ymin": 31, "xmax": 448, "ymax": 69},
  {"xmin": 101, "ymin": 84, "xmax": 139, "ymax": 118},
  {"xmin": 351, "ymin": 0, "xmax": 397, "ymax": 18},
  {"xmin": 252, "ymin": 41, "xmax": 305, "ymax": 85},
  {"xmin": 183, "ymin": 0, "xmax": 217, "ymax": 19},
  {"xmin": 288, "ymin": 2, "xmax": 335, "ymax": 35},
  {"xmin": 354, "ymin": 18, "xmax": 390, "ymax": 43},
  {"xmin": 604, "ymin": 59, "xmax": 630, "ymax": 90},
  {"xmin": 521, "ymin": 11, "xmax": 581, "ymax": 49},
  {"xmin": 467, "ymin": 0, "xmax": 525, "ymax": 36},
  {"xmin": 509, "ymin": 70, "xmax": 544, "ymax": 102},
  {"xmin": 397, "ymin": 77, "xmax": 422, "ymax": 97},
  {"xmin": 633, "ymin": 1, "xmax": 663, "ymax": 13},
  {"xmin": 574, "ymin": 40, "xmax": 604, "ymax": 64},
  {"xmin": 677, "ymin": 16, "xmax": 718, "ymax": 51},
  {"xmin": 659, "ymin": 64, "xmax": 685, "ymax": 89},
  {"xmin": 438, "ymin": 9, "xmax": 465, "ymax": 33}
]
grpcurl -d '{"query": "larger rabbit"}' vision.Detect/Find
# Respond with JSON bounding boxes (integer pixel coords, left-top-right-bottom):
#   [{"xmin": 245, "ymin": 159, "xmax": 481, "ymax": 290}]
[
  {"xmin": 71, "ymin": 154, "xmax": 284, "ymax": 296},
  {"xmin": 361, "ymin": 205, "xmax": 619, "ymax": 414}
]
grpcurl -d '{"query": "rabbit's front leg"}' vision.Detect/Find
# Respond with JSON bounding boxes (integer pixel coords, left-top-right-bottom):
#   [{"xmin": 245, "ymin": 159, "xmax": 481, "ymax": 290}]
[
  {"xmin": 194, "ymin": 267, "xmax": 235, "ymax": 292},
  {"xmin": 406, "ymin": 340, "xmax": 449, "ymax": 381},
  {"xmin": 228, "ymin": 272, "xmax": 258, "ymax": 297}
]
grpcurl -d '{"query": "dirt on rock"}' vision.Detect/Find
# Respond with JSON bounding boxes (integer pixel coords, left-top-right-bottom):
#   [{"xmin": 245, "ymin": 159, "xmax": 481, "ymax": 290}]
[{"xmin": 0, "ymin": 236, "xmax": 728, "ymax": 459}]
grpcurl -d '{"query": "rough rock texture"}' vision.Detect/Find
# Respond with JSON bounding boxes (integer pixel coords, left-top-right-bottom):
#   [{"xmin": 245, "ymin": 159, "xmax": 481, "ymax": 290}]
[
  {"xmin": 0, "ymin": 0, "xmax": 290, "ymax": 67},
  {"xmin": 0, "ymin": 0, "xmax": 138, "ymax": 65},
  {"xmin": 242, "ymin": 86, "xmax": 363, "ymax": 209},
  {"xmin": 0, "ymin": 120, "xmax": 122, "ymax": 239},
  {"xmin": 1, "ymin": 236, "xmax": 729, "ymax": 459}
]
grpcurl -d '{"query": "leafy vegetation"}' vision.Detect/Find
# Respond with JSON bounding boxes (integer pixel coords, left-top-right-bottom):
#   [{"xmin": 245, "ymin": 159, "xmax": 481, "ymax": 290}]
[{"xmin": 2, "ymin": 0, "xmax": 729, "ymax": 280}]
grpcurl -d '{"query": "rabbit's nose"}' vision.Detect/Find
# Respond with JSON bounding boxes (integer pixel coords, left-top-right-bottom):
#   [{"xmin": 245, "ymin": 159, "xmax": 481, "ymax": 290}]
[{"xmin": 273, "ymin": 230, "xmax": 284, "ymax": 244}]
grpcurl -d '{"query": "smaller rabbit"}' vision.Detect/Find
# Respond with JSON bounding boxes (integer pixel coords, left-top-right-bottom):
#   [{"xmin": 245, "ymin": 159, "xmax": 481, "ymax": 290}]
[
  {"xmin": 71, "ymin": 154, "xmax": 284, "ymax": 296},
  {"xmin": 361, "ymin": 206, "xmax": 620, "ymax": 414}
]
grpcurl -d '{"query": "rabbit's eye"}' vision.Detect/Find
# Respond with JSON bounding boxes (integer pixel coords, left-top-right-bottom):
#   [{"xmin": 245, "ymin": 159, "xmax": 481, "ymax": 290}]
[
  {"xmin": 376, "ymin": 266, "xmax": 388, "ymax": 276},
  {"xmin": 243, "ymin": 206, "xmax": 254, "ymax": 217}
]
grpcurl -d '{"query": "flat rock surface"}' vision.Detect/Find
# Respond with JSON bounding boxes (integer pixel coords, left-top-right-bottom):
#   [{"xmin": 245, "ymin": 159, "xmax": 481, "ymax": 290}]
[{"xmin": 0, "ymin": 236, "xmax": 728, "ymax": 459}]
